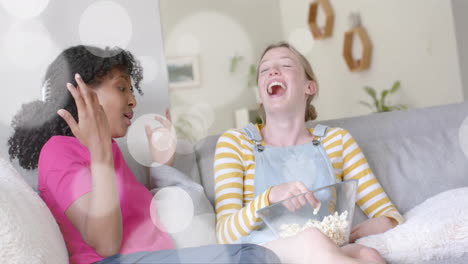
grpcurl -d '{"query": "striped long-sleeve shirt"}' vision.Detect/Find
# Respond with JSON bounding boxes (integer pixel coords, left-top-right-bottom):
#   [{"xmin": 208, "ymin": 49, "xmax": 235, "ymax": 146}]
[{"xmin": 214, "ymin": 124, "xmax": 404, "ymax": 244}]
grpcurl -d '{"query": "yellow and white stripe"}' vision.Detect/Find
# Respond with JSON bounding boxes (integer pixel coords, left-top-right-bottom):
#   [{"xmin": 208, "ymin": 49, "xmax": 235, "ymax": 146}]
[{"xmin": 214, "ymin": 125, "xmax": 403, "ymax": 244}]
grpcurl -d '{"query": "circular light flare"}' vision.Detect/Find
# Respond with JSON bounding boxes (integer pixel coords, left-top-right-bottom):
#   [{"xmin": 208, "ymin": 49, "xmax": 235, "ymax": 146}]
[
  {"xmin": 3, "ymin": 21, "xmax": 58, "ymax": 70},
  {"xmin": 126, "ymin": 113, "xmax": 177, "ymax": 167},
  {"xmin": 78, "ymin": 1, "xmax": 133, "ymax": 57},
  {"xmin": 150, "ymin": 187, "xmax": 194, "ymax": 234},
  {"xmin": 0, "ymin": 0, "xmax": 50, "ymax": 19}
]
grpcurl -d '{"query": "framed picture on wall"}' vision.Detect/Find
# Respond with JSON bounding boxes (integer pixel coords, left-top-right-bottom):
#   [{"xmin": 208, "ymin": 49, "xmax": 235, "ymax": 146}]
[{"xmin": 167, "ymin": 56, "xmax": 200, "ymax": 89}]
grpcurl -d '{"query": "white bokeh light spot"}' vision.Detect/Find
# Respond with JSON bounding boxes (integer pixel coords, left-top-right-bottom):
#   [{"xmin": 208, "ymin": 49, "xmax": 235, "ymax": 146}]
[
  {"xmin": 127, "ymin": 113, "xmax": 176, "ymax": 167},
  {"xmin": 459, "ymin": 115, "xmax": 468, "ymax": 159},
  {"xmin": 138, "ymin": 55, "xmax": 159, "ymax": 84},
  {"xmin": 151, "ymin": 128, "xmax": 175, "ymax": 152},
  {"xmin": 166, "ymin": 11, "xmax": 254, "ymax": 107},
  {"xmin": 288, "ymin": 27, "xmax": 315, "ymax": 55},
  {"xmin": 175, "ymin": 34, "xmax": 201, "ymax": 55},
  {"xmin": 171, "ymin": 212, "xmax": 217, "ymax": 249},
  {"xmin": 188, "ymin": 103, "xmax": 215, "ymax": 136},
  {"xmin": 150, "ymin": 187, "xmax": 194, "ymax": 234},
  {"xmin": 79, "ymin": 1, "xmax": 132, "ymax": 56},
  {"xmin": 172, "ymin": 103, "xmax": 215, "ymax": 146},
  {"xmin": 3, "ymin": 21, "xmax": 58, "ymax": 70},
  {"xmin": 0, "ymin": 0, "xmax": 50, "ymax": 19}
]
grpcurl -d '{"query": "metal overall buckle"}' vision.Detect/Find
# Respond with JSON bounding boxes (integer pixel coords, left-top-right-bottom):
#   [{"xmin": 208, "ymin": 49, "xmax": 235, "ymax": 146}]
[{"xmin": 255, "ymin": 141, "xmax": 264, "ymax": 152}]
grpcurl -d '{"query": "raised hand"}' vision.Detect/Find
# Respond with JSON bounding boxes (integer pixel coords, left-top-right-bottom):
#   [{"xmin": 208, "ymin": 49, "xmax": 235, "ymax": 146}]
[
  {"xmin": 57, "ymin": 73, "xmax": 112, "ymax": 158},
  {"xmin": 145, "ymin": 109, "xmax": 176, "ymax": 166}
]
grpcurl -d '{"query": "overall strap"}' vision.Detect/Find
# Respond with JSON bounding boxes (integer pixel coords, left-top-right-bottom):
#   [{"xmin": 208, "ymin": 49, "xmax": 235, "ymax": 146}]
[
  {"xmin": 312, "ymin": 124, "xmax": 329, "ymax": 145},
  {"xmin": 241, "ymin": 123, "xmax": 264, "ymax": 152}
]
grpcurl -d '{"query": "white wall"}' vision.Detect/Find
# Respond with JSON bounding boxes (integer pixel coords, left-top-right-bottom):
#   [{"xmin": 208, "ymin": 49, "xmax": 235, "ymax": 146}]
[
  {"xmin": 1, "ymin": 0, "xmax": 169, "ymax": 127},
  {"xmin": 279, "ymin": 0, "xmax": 464, "ymax": 121},
  {"xmin": 452, "ymin": 0, "xmax": 468, "ymax": 100},
  {"xmin": 160, "ymin": 0, "xmax": 284, "ymax": 137}
]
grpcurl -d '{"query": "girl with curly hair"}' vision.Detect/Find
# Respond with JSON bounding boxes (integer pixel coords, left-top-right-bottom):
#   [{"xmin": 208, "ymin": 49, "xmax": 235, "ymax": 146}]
[{"xmin": 7, "ymin": 45, "xmax": 280, "ymax": 264}]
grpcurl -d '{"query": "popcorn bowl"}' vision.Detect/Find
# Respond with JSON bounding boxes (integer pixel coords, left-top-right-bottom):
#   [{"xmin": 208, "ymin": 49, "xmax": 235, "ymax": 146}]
[{"xmin": 257, "ymin": 180, "xmax": 358, "ymax": 246}]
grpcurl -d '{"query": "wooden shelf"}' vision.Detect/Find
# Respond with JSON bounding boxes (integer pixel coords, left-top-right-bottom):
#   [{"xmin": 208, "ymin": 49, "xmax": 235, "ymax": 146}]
[
  {"xmin": 308, "ymin": 0, "xmax": 334, "ymax": 40},
  {"xmin": 343, "ymin": 26, "xmax": 372, "ymax": 72}
]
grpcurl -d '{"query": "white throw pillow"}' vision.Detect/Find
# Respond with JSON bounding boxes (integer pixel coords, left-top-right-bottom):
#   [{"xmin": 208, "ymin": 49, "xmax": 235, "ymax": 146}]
[
  {"xmin": 357, "ymin": 187, "xmax": 468, "ymax": 263},
  {"xmin": 0, "ymin": 158, "xmax": 69, "ymax": 264}
]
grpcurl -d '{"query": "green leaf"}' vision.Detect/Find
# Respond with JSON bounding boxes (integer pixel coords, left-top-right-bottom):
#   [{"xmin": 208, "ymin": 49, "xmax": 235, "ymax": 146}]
[
  {"xmin": 361, "ymin": 81, "xmax": 406, "ymax": 113},
  {"xmin": 387, "ymin": 104, "xmax": 408, "ymax": 111},
  {"xmin": 363, "ymin": 86, "xmax": 380, "ymax": 110},
  {"xmin": 247, "ymin": 64, "xmax": 257, "ymax": 87},
  {"xmin": 364, "ymin": 86, "xmax": 377, "ymax": 100},
  {"xmin": 376, "ymin": 101, "xmax": 382, "ymax": 112},
  {"xmin": 395, "ymin": 104, "xmax": 408, "ymax": 110},
  {"xmin": 390, "ymin": 81, "xmax": 401, "ymax": 93},
  {"xmin": 229, "ymin": 55, "xmax": 244, "ymax": 73},
  {"xmin": 381, "ymin": 105, "xmax": 390, "ymax": 112},
  {"xmin": 359, "ymin": 100, "xmax": 373, "ymax": 110},
  {"xmin": 380, "ymin": 90, "xmax": 389, "ymax": 110},
  {"xmin": 249, "ymin": 64, "xmax": 257, "ymax": 75}
]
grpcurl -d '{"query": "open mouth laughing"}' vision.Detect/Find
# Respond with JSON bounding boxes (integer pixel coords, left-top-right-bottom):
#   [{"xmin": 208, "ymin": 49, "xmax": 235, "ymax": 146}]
[{"xmin": 267, "ymin": 80, "xmax": 287, "ymax": 97}]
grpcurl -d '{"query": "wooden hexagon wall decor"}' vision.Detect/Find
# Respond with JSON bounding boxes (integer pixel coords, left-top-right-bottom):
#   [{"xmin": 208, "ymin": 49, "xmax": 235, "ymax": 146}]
[
  {"xmin": 308, "ymin": 0, "xmax": 334, "ymax": 40},
  {"xmin": 343, "ymin": 26, "xmax": 372, "ymax": 72}
]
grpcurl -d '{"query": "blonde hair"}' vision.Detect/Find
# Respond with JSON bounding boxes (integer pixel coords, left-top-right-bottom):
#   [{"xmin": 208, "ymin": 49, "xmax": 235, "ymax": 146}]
[{"xmin": 257, "ymin": 42, "xmax": 318, "ymax": 124}]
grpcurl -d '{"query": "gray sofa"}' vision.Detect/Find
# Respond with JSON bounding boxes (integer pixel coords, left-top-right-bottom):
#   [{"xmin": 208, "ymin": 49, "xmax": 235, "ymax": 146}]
[
  {"xmin": 1, "ymin": 102, "xmax": 467, "ymax": 263},
  {"xmin": 191, "ymin": 101, "xmax": 468, "ymax": 263}
]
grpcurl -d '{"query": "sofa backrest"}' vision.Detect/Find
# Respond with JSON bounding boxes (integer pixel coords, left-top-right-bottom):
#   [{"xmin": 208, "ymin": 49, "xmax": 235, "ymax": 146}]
[{"xmin": 194, "ymin": 102, "xmax": 468, "ymax": 224}]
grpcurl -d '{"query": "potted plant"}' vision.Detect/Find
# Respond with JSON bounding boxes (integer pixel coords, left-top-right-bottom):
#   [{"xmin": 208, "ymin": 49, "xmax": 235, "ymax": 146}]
[{"xmin": 359, "ymin": 81, "xmax": 407, "ymax": 112}]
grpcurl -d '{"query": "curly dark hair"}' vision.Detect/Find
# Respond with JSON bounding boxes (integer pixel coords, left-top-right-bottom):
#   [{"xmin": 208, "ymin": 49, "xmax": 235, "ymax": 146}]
[{"xmin": 8, "ymin": 45, "xmax": 144, "ymax": 170}]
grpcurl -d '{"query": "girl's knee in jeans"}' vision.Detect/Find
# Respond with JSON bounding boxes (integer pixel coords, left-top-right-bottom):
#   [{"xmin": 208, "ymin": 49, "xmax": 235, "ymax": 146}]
[{"xmin": 240, "ymin": 244, "xmax": 281, "ymax": 264}]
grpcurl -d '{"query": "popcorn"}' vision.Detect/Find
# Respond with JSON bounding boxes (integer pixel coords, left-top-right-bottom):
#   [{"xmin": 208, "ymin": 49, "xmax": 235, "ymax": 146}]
[
  {"xmin": 278, "ymin": 211, "xmax": 349, "ymax": 245},
  {"xmin": 313, "ymin": 201, "xmax": 321, "ymax": 215}
]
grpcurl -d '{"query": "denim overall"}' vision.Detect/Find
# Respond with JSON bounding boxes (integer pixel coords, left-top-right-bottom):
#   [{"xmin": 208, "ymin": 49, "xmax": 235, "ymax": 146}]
[{"xmin": 236, "ymin": 123, "xmax": 337, "ymax": 244}]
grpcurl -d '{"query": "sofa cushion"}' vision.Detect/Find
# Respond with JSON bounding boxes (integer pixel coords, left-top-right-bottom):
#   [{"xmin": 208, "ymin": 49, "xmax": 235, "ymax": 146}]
[
  {"xmin": 356, "ymin": 187, "xmax": 468, "ymax": 264},
  {"xmin": 195, "ymin": 135, "xmax": 220, "ymax": 204},
  {"xmin": 0, "ymin": 123, "xmax": 39, "ymax": 191},
  {"xmin": 311, "ymin": 102, "xmax": 468, "ymax": 224},
  {"xmin": 0, "ymin": 157, "xmax": 68, "ymax": 264}
]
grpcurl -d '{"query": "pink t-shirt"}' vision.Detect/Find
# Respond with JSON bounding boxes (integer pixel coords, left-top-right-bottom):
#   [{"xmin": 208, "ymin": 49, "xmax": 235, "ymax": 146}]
[{"xmin": 38, "ymin": 136, "xmax": 174, "ymax": 264}]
